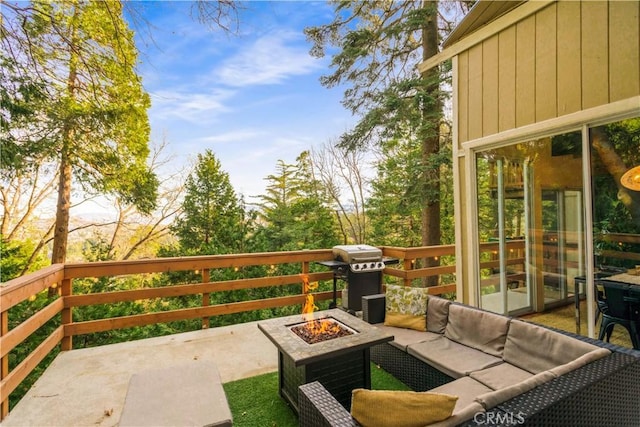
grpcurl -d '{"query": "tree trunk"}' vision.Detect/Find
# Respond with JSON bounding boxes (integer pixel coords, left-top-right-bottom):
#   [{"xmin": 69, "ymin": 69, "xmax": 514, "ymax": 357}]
[
  {"xmin": 51, "ymin": 149, "xmax": 72, "ymax": 266},
  {"xmin": 421, "ymin": 0, "xmax": 441, "ymax": 286},
  {"xmin": 50, "ymin": 11, "xmax": 79, "ymax": 295}
]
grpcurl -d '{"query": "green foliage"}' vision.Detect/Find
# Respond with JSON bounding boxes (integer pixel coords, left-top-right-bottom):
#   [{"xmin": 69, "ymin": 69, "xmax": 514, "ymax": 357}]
[
  {"xmin": 367, "ymin": 138, "xmax": 424, "ymax": 246},
  {"xmin": 172, "ymin": 150, "xmax": 246, "ymax": 255},
  {"xmin": 11, "ymin": 1, "xmax": 158, "ymax": 212},
  {"xmin": 593, "ymin": 119, "xmax": 640, "ymax": 236},
  {"xmin": 306, "ymin": 1, "xmax": 470, "ymax": 249},
  {"xmin": 2, "ymin": 1, "xmax": 158, "ymax": 268},
  {"xmin": 255, "ymin": 152, "xmax": 340, "ymax": 252},
  {"xmin": 0, "ymin": 237, "xmax": 49, "ymax": 282},
  {"xmin": 304, "ymin": 2, "xmax": 466, "ymax": 150},
  {"xmin": 0, "ymin": 56, "xmax": 50, "ymax": 173},
  {"xmin": 592, "ymin": 118, "xmax": 640, "ymax": 267},
  {"xmin": 7, "ymin": 292, "xmax": 61, "ymax": 409}
]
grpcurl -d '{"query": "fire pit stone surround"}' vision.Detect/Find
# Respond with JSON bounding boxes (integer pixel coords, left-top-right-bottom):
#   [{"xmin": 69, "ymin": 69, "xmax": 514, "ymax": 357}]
[{"xmin": 258, "ymin": 309, "xmax": 393, "ymax": 413}]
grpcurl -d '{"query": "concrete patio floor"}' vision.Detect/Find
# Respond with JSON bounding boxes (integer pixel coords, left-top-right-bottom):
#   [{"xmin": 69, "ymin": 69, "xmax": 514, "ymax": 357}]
[
  {"xmin": 4, "ymin": 301, "xmax": 635, "ymax": 426},
  {"xmin": 2, "ymin": 320, "xmax": 279, "ymax": 427}
]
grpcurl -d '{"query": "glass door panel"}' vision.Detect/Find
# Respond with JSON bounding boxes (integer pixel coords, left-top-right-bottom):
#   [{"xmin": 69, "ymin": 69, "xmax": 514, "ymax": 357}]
[
  {"xmin": 475, "ymin": 131, "xmax": 586, "ymax": 315},
  {"xmin": 541, "ymin": 190, "xmax": 584, "ymax": 306},
  {"xmin": 476, "ymin": 154, "xmax": 531, "ymax": 315}
]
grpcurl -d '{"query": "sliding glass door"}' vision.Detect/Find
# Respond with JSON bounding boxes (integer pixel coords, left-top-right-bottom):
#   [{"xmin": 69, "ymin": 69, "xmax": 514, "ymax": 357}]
[{"xmin": 475, "ymin": 131, "xmax": 586, "ymax": 315}]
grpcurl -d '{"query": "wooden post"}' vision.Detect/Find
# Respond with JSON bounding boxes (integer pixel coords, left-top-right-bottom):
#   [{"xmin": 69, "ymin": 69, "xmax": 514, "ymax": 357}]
[
  {"xmin": 301, "ymin": 262, "xmax": 310, "ymax": 300},
  {"xmin": 202, "ymin": 270, "xmax": 210, "ymax": 329},
  {"xmin": 1, "ymin": 310, "xmax": 9, "ymax": 419},
  {"xmin": 404, "ymin": 259, "xmax": 413, "ymax": 287},
  {"xmin": 302, "ymin": 262, "xmax": 310, "ymax": 285},
  {"xmin": 61, "ymin": 278, "xmax": 73, "ymax": 351}
]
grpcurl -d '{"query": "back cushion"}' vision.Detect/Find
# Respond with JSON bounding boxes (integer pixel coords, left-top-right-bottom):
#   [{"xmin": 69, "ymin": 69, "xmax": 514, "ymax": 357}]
[
  {"xmin": 503, "ymin": 320, "xmax": 600, "ymax": 373},
  {"xmin": 444, "ymin": 304, "xmax": 510, "ymax": 357},
  {"xmin": 427, "ymin": 296, "xmax": 451, "ymax": 334}
]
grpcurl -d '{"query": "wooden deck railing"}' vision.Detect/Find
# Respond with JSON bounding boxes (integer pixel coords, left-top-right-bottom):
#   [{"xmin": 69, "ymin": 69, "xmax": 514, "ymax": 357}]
[
  {"xmin": 599, "ymin": 232, "xmax": 640, "ymax": 263},
  {"xmin": 0, "ymin": 242, "xmax": 524, "ymax": 419}
]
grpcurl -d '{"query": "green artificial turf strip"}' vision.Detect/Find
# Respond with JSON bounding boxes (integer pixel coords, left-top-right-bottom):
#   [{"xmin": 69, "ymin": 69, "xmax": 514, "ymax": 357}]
[
  {"xmin": 371, "ymin": 362, "xmax": 412, "ymax": 391},
  {"xmin": 223, "ymin": 371, "xmax": 297, "ymax": 427},
  {"xmin": 223, "ymin": 363, "xmax": 410, "ymax": 427}
]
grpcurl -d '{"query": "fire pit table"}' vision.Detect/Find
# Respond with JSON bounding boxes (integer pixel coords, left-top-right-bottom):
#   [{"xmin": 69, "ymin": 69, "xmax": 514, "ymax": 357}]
[{"xmin": 258, "ymin": 309, "xmax": 393, "ymax": 414}]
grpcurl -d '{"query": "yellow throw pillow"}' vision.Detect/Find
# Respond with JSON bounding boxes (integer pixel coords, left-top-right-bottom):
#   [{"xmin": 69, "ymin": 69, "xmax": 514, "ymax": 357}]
[
  {"xmin": 351, "ymin": 389, "xmax": 458, "ymax": 427},
  {"xmin": 384, "ymin": 284, "xmax": 429, "ymax": 331}
]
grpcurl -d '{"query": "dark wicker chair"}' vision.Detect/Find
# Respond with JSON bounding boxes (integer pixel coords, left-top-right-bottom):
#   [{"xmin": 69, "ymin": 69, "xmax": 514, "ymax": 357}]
[
  {"xmin": 594, "ymin": 281, "xmax": 608, "ymax": 325},
  {"xmin": 598, "ymin": 280, "xmax": 640, "ymax": 349}
]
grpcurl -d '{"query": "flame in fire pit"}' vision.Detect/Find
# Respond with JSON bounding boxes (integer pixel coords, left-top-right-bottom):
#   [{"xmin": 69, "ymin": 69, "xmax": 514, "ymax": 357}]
[
  {"xmin": 300, "ymin": 274, "xmax": 343, "ymax": 337},
  {"xmin": 302, "ymin": 274, "xmax": 318, "ymax": 320}
]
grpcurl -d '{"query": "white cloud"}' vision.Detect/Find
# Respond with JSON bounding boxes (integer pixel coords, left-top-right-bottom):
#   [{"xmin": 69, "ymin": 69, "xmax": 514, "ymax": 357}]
[
  {"xmin": 214, "ymin": 31, "xmax": 323, "ymax": 87},
  {"xmin": 149, "ymin": 88, "xmax": 236, "ymax": 123},
  {"xmin": 195, "ymin": 129, "xmax": 266, "ymax": 145}
]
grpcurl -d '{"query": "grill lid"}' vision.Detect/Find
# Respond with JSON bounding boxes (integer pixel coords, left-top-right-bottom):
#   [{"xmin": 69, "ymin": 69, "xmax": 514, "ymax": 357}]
[{"xmin": 332, "ymin": 245, "xmax": 382, "ymax": 264}]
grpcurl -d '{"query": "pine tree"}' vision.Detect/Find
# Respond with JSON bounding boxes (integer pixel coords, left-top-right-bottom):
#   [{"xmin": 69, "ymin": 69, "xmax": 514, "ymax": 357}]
[
  {"xmin": 2, "ymin": 1, "xmax": 158, "ymax": 267},
  {"xmin": 172, "ymin": 150, "xmax": 245, "ymax": 255},
  {"xmin": 305, "ymin": 1, "xmax": 471, "ymax": 272},
  {"xmin": 256, "ymin": 153, "xmax": 339, "ymax": 252}
]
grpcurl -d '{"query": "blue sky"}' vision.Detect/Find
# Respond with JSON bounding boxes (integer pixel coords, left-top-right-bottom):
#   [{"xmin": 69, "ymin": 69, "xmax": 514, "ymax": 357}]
[{"xmin": 130, "ymin": 1, "xmax": 354, "ymax": 204}]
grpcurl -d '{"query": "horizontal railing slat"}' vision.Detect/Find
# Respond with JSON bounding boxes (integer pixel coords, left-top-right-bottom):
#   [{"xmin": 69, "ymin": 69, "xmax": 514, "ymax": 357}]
[
  {"xmin": 600, "ymin": 250, "xmax": 640, "ymax": 262},
  {"xmin": 404, "ymin": 265, "xmax": 456, "ymax": 281},
  {"xmin": 0, "ymin": 266, "xmax": 65, "ymax": 311},
  {"xmin": 0, "ymin": 298, "xmax": 63, "ymax": 359},
  {"xmin": 380, "ymin": 245, "xmax": 456, "ymax": 259},
  {"xmin": 600, "ymin": 233, "xmax": 640, "ymax": 244},
  {"xmin": 64, "ymin": 291, "xmax": 334, "ymax": 336},
  {"xmin": 427, "ymin": 284, "xmax": 457, "ymax": 295},
  {"xmin": 0, "ymin": 326, "xmax": 64, "ymax": 401},
  {"xmin": 62, "ymin": 250, "xmax": 334, "ymax": 279},
  {"xmin": 64, "ymin": 272, "xmax": 333, "ymax": 308}
]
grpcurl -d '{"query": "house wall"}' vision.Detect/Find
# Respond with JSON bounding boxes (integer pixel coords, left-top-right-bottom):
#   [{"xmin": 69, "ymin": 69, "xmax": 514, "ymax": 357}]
[
  {"xmin": 456, "ymin": 0, "xmax": 640, "ymax": 148},
  {"xmin": 448, "ymin": 0, "xmax": 640, "ymax": 307}
]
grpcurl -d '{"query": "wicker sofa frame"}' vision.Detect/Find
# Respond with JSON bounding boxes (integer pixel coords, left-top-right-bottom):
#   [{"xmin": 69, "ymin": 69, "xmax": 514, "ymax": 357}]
[{"xmin": 298, "ymin": 295, "xmax": 640, "ymax": 426}]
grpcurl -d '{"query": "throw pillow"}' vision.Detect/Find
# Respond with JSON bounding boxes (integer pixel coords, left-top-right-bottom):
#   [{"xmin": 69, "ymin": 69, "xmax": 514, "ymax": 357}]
[
  {"xmin": 384, "ymin": 284, "xmax": 429, "ymax": 331},
  {"xmin": 351, "ymin": 389, "xmax": 457, "ymax": 427}
]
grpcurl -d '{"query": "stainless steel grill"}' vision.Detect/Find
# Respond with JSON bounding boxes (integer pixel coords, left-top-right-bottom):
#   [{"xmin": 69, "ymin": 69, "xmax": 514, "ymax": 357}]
[
  {"xmin": 332, "ymin": 245, "xmax": 385, "ymax": 272},
  {"xmin": 319, "ymin": 245, "xmax": 397, "ymax": 313}
]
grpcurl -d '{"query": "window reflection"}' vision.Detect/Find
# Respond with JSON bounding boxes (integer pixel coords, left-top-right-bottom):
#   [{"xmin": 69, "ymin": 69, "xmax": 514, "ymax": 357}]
[{"xmin": 591, "ymin": 119, "xmax": 640, "ymax": 270}]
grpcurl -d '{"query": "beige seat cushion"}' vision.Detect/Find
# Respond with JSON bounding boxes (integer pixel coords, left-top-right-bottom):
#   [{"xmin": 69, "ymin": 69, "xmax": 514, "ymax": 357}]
[
  {"xmin": 350, "ymin": 389, "xmax": 457, "ymax": 427},
  {"xmin": 408, "ymin": 336, "xmax": 503, "ymax": 378},
  {"xmin": 427, "ymin": 296, "xmax": 451, "ymax": 334},
  {"xmin": 429, "ymin": 376, "xmax": 493, "ymax": 415},
  {"xmin": 444, "ymin": 304, "xmax": 510, "ymax": 357},
  {"xmin": 548, "ymin": 348, "xmax": 611, "ymax": 377},
  {"xmin": 474, "ymin": 370, "xmax": 556, "ymax": 410},
  {"xmin": 374, "ymin": 324, "xmax": 441, "ymax": 351},
  {"xmin": 503, "ymin": 319, "xmax": 600, "ymax": 373},
  {"xmin": 469, "ymin": 362, "xmax": 533, "ymax": 390}
]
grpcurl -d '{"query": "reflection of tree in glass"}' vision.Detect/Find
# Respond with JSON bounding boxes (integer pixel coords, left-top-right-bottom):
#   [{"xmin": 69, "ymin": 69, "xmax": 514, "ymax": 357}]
[{"xmin": 592, "ymin": 119, "xmax": 640, "ymax": 229}]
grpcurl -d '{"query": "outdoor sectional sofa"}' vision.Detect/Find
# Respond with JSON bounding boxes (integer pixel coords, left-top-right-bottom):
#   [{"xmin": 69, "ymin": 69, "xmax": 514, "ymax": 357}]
[{"xmin": 298, "ymin": 294, "xmax": 640, "ymax": 426}]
